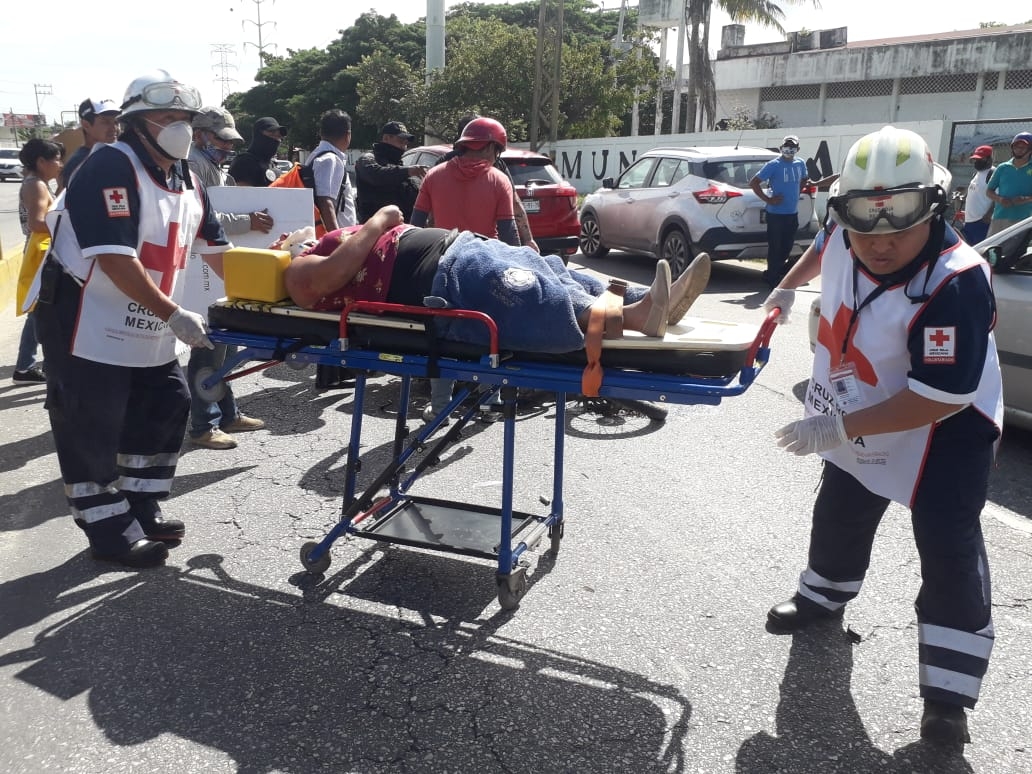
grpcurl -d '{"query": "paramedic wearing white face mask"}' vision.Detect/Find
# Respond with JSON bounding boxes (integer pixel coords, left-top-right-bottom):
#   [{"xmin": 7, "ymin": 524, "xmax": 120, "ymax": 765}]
[
  {"xmin": 749, "ymin": 134, "xmax": 812, "ymax": 287},
  {"xmin": 761, "ymin": 126, "xmax": 1003, "ymax": 748},
  {"xmin": 32, "ymin": 70, "xmax": 230, "ymax": 569}
]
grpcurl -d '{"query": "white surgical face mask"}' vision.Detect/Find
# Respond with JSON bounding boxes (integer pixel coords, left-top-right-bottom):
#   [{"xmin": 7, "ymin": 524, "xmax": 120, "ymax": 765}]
[{"xmin": 146, "ymin": 118, "xmax": 194, "ymax": 159}]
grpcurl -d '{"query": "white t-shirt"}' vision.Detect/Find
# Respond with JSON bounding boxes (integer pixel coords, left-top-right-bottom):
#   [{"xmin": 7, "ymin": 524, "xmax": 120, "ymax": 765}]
[
  {"xmin": 965, "ymin": 167, "xmax": 994, "ymax": 224},
  {"xmin": 307, "ymin": 140, "xmax": 356, "ymax": 227}
]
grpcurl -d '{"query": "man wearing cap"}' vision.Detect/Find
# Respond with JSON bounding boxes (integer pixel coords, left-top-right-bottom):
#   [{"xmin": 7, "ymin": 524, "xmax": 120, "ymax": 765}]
[
  {"xmin": 355, "ymin": 121, "xmax": 427, "ymax": 223},
  {"xmin": 985, "ymin": 132, "xmax": 1032, "ymax": 236},
  {"xmin": 750, "ymin": 134, "xmax": 812, "ymax": 287},
  {"xmin": 228, "ymin": 116, "xmax": 287, "ymax": 187},
  {"xmin": 58, "ymin": 98, "xmax": 120, "ymax": 191},
  {"xmin": 963, "ymin": 145, "xmax": 996, "ymax": 244},
  {"xmin": 184, "ymin": 106, "xmax": 272, "ymax": 449}
]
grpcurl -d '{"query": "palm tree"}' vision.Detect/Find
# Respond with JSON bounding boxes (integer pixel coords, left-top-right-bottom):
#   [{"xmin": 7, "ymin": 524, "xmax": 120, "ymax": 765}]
[{"xmin": 683, "ymin": 0, "xmax": 821, "ymax": 132}]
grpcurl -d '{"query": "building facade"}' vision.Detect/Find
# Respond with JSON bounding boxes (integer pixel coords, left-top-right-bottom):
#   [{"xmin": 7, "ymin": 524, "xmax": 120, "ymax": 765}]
[{"xmin": 714, "ymin": 23, "xmax": 1032, "ymax": 129}]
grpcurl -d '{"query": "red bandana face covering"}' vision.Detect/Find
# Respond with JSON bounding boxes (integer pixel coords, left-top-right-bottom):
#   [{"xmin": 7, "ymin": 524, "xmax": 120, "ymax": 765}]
[{"xmin": 453, "ymin": 155, "xmax": 493, "ymax": 179}]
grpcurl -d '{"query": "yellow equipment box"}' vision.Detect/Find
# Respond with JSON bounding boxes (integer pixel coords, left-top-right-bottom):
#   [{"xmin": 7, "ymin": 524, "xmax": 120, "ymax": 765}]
[{"xmin": 223, "ymin": 247, "xmax": 291, "ymax": 303}]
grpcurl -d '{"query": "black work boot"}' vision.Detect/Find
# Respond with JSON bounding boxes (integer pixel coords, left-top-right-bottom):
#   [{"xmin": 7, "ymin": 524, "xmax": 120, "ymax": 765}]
[
  {"xmin": 920, "ymin": 700, "xmax": 970, "ymax": 746},
  {"xmin": 92, "ymin": 538, "xmax": 169, "ymax": 568},
  {"xmin": 766, "ymin": 594, "xmax": 843, "ymax": 631},
  {"xmin": 131, "ymin": 499, "xmax": 185, "ymax": 542}
]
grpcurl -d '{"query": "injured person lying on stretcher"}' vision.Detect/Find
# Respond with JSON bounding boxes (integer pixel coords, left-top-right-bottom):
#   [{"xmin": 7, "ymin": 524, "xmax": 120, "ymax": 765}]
[{"xmin": 278, "ymin": 205, "xmax": 711, "ymax": 354}]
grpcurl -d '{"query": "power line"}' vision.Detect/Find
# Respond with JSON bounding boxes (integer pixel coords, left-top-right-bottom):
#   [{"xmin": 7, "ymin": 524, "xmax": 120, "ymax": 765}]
[
  {"xmin": 33, "ymin": 83, "xmax": 52, "ymax": 136},
  {"xmin": 211, "ymin": 44, "xmax": 239, "ymax": 102},
  {"xmin": 239, "ymin": 0, "xmax": 278, "ymax": 76}
]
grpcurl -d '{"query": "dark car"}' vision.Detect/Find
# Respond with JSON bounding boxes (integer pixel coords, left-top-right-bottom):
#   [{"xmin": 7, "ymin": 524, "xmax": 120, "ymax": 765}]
[{"xmin": 402, "ymin": 145, "xmax": 581, "ymax": 259}]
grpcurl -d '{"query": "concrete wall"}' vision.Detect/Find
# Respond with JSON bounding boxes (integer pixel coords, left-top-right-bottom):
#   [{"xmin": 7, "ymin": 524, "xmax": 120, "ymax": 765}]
[
  {"xmin": 713, "ymin": 25, "xmax": 1032, "ymax": 128},
  {"xmin": 541, "ymin": 120, "xmax": 950, "ymax": 196}
]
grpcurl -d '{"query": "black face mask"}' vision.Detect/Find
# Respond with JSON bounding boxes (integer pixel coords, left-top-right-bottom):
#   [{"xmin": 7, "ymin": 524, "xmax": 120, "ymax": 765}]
[
  {"xmin": 973, "ymin": 158, "xmax": 991, "ymax": 171},
  {"xmin": 251, "ymin": 133, "xmax": 282, "ymax": 160}
]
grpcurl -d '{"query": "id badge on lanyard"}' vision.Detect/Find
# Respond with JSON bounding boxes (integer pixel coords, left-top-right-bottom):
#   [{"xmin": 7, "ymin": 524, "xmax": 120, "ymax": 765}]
[{"xmin": 829, "ymin": 363, "xmax": 863, "ymax": 408}]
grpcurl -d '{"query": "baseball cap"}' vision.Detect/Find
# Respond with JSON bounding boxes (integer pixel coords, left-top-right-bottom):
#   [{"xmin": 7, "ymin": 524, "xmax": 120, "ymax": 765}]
[
  {"xmin": 381, "ymin": 121, "xmax": 415, "ymax": 141},
  {"xmin": 254, "ymin": 116, "xmax": 288, "ymax": 135},
  {"xmin": 1011, "ymin": 132, "xmax": 1032, "ymax": 147},
  {"xmin": 970, "ymin": 145, "xmax": 994, "ymax": 160},
  {"xmin": 781, "ymin": 134, "xmax": 800, "ymax": 147},
  {"xmin": 192, "ymin": 106, "xmax": 244, "ymax": 141},
  {"xmin": 79, "ymin": 98, "xmax": 120, "ymax": 121}
]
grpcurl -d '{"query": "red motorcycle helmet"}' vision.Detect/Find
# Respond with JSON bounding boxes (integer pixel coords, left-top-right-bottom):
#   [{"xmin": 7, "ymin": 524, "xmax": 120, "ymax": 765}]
[{"xmin": 456, "ymin": 117, "xmax": 507, "ymax": 151}]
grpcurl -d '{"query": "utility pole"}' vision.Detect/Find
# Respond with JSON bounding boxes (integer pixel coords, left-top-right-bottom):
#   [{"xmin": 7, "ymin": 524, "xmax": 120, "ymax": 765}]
[
  {"xmin": 240, "ymin": 0, "xmax": 277, "ymax": 76},
  {"xmin": 211, "ymin": 44, "xmax": 239, "ymax": 102},
  {"xmin": 33, "ymin": 83, "xmax": 52, "ymax": 138},
  {"xmin": 530, "ymin": 0, "xmax": 564, "ymax": 153}
]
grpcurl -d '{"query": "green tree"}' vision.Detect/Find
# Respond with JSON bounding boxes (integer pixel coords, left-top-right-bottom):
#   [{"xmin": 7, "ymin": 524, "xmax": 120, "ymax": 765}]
[
  {"xmin": 684, "ymin": 0, "xmax": 821, "ymax": 132},
  {"xmin": 352, "ymin": 50, "xmax": 427, "ymax": 139},
  {"xmin": 225, "ymin": 4, "xmax": 661, "ymax": 147}
]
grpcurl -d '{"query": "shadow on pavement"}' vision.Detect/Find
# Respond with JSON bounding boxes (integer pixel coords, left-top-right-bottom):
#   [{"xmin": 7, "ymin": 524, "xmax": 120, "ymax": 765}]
[
  {"xmin": 735, "ymin": 624, "xmax": 974, "ymax": 773},
  {"xmin": 0, "ymin": 550, "xmax": 692, "ymax": 773}
]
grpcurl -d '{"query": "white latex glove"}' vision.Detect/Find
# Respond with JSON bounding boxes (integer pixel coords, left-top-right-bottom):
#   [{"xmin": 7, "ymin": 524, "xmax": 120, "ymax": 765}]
[
  {"xmin": 775, "ymin": 414, "xmax": 848, "ymax": 455},
  {"xmin": 762, "ymin": 287, "xmax": 796, "ymax": 324},
  {"xmin": 167, "ymin": 306, "xmax": 214, "ymax": 349}
]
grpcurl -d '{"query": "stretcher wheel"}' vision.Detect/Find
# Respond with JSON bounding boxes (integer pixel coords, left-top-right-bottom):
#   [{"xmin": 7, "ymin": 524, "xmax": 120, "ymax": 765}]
[
  {"xmin": 299, "ymin": 540, "xmax": 331, "ymax": 574},
  {"xmin": 611, "ymin": 398, "xmax": 668, "ymax": 423},
  {"xmin": 548, "ymin": 525, "xmax": 562, "ymax": 556},
  {"xmin": 193, "ymin": 366, "xmax": 227, "ymax": 403},
  {"xmin": 497, "ymin": 568, "xmax": 528, "ymax": 610},
  {"xmin": 284, "ymin": 356, "xmax": 309, "ymax": 371}
]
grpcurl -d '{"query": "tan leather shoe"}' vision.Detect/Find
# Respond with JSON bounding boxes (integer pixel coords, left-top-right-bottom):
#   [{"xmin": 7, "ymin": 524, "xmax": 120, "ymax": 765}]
[
  {"xmin": 191, "ymin": 428, "xmax": 238, "ymax": 450},
  {"xmin": 221, "ymin": 414, "xmax": 265, "ymax": 432}
]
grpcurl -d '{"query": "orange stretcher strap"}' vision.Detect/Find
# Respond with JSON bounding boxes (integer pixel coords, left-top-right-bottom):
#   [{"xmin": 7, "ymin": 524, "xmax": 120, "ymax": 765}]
[{"xmin": 581, "ymin": 278, "xmax": 626, "ymax": 397}]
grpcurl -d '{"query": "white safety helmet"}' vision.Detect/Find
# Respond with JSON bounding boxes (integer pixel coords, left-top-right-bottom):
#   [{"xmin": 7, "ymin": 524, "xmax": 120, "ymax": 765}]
[
  {"xmin": 120, "ymin": 70, "xmax": 202, "ymax": 117},
  {"xmin": 827, "ymin": 126, "xmax": 949, "ymax": 234}
]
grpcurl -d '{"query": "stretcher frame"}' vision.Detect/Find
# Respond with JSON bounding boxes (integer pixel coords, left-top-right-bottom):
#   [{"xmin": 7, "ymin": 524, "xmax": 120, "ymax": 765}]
[{"xmin": 203, "ymin": 301, "xmax": 780, "ymax": 609}]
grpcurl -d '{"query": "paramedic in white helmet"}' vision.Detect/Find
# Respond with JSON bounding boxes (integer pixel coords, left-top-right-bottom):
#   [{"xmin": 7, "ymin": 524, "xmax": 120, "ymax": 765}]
[
  {"xmin": 32, "ymin": 70, "xmax": 230, "ymax": 569},
  {"xmin": 760, "ymin": 126, "xmax": 1003, "ymax": 747}
]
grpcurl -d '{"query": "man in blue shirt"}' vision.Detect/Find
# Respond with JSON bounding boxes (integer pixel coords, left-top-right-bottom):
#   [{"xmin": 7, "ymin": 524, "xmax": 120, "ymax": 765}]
[{"xmin": 750, "ymin": 134, "xmax": 811, "ymax": 287}]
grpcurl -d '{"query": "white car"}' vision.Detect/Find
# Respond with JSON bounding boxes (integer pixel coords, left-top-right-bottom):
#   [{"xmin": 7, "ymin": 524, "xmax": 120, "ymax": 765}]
[
  {"xmin": 807, "ymin": 218, "xmax": 1032, "ymax": 430},
  {"xmin": 578, "ymin": 145, "xmax": 818, "ymax": 276},
  {"xmin": 0, "ymin": 148, "xmax": 23, "ymax": 181}
]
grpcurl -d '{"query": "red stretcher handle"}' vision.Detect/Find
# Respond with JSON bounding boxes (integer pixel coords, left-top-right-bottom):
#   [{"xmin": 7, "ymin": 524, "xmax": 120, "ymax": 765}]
[
  {"xmin": 744, "ymin": 307, "xmax": 781, "ymax": 367},
  {"xmin": 337, "ymin": 300, "xmax": 500, "ymax": 361}
]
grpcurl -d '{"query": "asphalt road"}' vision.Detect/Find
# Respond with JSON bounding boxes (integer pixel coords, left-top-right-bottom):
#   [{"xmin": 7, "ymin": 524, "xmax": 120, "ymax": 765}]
[{"xmin": 1, "ymin": 199, "xmax": 1031, "ymax": 772}]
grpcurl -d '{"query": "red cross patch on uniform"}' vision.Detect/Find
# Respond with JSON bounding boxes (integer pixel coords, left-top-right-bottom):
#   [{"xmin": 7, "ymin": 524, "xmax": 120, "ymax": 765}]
[
  {"xmin": 923, "ymin": 326, "xmax": 956, "ymax": 364},
  {"xmin": 103, "ymin": 187, "xmax": 131, "ymax": 218}
]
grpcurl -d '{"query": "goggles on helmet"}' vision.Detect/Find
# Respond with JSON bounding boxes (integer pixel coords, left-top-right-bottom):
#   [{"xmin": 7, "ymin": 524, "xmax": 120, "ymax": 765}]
[
  {"xmin": 827, "ymin": 184, "xmax": 944, "ymax": 234},
  {"xmin": 123, "ymin": 82, "xmax": 202, "ymax": 112}
]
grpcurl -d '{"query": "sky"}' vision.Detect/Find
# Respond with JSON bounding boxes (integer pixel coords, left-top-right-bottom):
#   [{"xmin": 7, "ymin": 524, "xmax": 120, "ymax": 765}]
[{"xmin": 1, "ymin": 1, "xmax": 1026, "ymax": 122}]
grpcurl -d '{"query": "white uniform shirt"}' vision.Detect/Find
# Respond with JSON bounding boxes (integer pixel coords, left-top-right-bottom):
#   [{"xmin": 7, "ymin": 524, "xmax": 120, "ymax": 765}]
[{"xmin": 307, "ymin": 140, "xmax": 356, "ymax": 227}]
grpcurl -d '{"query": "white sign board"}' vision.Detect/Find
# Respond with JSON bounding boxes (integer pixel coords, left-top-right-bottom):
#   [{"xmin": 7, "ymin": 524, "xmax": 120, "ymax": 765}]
[
  {"xmin": 181, "ymin": 186, "xmax": 314, "ymax": 318},
  {"xmin": 639, "ymin": 0, "xmax": 683, "ymax": 29}
]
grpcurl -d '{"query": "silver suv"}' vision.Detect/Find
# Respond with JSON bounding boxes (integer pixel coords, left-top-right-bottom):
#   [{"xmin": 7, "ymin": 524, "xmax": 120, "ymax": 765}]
[{"xmin": 578, "ymin": 145, "xmax": 818, "ymax": 276}]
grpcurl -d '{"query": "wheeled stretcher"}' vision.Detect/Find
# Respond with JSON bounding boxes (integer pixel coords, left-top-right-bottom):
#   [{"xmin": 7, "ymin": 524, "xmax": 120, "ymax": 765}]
[{"xmin": 203, "ymin": 297, "xmax": 779, "ymax": 609}]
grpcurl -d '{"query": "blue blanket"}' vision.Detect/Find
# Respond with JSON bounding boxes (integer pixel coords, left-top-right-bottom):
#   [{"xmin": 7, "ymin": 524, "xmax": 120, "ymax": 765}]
[
  {"xmin": 427, "ymin": 233, "xmax": 649, "ymax": 353},
  {"xmin": 427, "ymin": 233, "xmax": 588, "ymax": 353}
]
